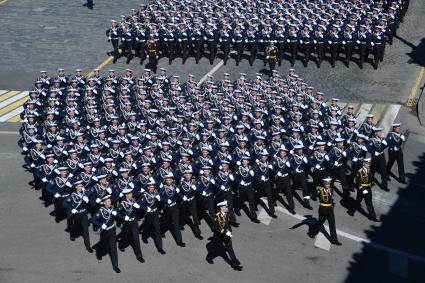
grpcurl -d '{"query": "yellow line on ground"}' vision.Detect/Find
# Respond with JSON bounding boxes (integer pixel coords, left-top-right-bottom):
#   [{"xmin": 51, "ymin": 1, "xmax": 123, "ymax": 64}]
[
  {"xmin": 7, "ymin": 114, "xmax": 21, "ymax": 123},
  {"xmin": 85, "ymin": 56, "xmax": 114, "ymax": 78},
  {"xmin": 0, "ymin": 96, "xmax": 28, "ymax": 116},
  {"xmin": 0, "ymin": 91, "xmax": 20, "ymax": 103},
  {"xmin": 405, "ymin": 67, "xmax": 425, "ymax": 108},
  {"xmin": 370, "ymin": 104, "xmax": 387, "ymax": 123},
  {"xmin": 0, "ymin": 0, "xmax": 9, "ymax": 5}
]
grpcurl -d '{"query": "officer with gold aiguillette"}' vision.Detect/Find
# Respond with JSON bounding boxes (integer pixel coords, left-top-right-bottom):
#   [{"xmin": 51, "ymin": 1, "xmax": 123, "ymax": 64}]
[
  {"xmin": 308, "ymin": 177, "xmax": 342, "ymax": 246},
  {"xmin": 265, "ymin": 41, "xmax": 278, "ymax": 72},
  {"xmin": 347, "ymin": 157, "xmax": 380, "ymax": 222},
  {"xmin": 206, "ymin": 201, "xmax": 241, "ymax": 270}
]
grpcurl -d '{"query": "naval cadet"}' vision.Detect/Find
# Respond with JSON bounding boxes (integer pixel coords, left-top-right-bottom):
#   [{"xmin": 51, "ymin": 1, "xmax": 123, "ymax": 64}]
[{"xmin": 386, "ymin": 123, "xmax": 406, "ymax": 184}]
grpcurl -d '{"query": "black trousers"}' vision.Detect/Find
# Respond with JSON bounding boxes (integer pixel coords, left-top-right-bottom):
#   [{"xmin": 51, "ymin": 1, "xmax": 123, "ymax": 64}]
[
  {"xmin": 387, "ymin": 150, "xmax": 405, "ymax": 181},
  {"xmin": 97, "ymin": 227, "xmax": 119, "ymax": 268},
  {"xmin": 198, "ymin": 195, "xmax": 216, "ymax": 219},
  {"xmin": 289, "ymin": 42, "xmax": 298, "ymax": 66},
  {"xmin": 303, "ymin": 43, "xmax": 312, "ymax": 65},
  {"xmin": 275, "ymin": 175, "xmax": 294, "ymax": 210},
  {"xmin": 373, "ymin": 44, "xmax": 382, "ymax": 69},
  {"xmin": 111, "ymin": 39, "xmax": 119, "ymax": 63},
  {"xmin": 193, "ymin": 40, "xmax": 202, "ymax": 63},
  {"xmin": 124, "ymin": 40, "xmax": 133, "ymax": 63},
  {"xmin": 236, "ymin": 184, "xmax": 257, "ymax": 218},
  {"xmin": 330, "ymin": 166, "xmax": 350, "ymax": 194},
  {"xmin": 119, "ymin": 219, "xmax": 143, "ymax": 258},
  {"xmin": 358, "ymin": 44, "xmax": 367, "ymax": 67},
  {"xmin": 257, "ymin": 180, "xmax": 275, "ymax": 214},
  {"xmin": 207, "ymin": 41, "xmax": 217, "ymax": 64},
  {"xmin": 165, "ymin": 41, "xmax": 175, "ymax": 63},
  {"xmin": 141, "ymin": 211, "xmax": 163, "ymax": 250},
  {"xmin": 221, "ymin": 41, "xmax": 231, "ymax": 64},
  {"xmin": 316, "ymin": 43, "xmax": 325, "ymax": 66},
  {"xmin": 148, "ymin": 52, "xmax": 158, "ymax": 72},
  {"xmin": 180, "ymin": 199, "xmax": 201, "ymax": 235},
  {"xmin": 277, "ymin": 42, "xmax": 285, "ymax": 65},
  {"xmin": 136, "ymin": 41, "xmax": 146, "ymax": 62},
  {"xmin": 268, "ymin": 59, "xmax": 276, "ymax": 71},
  {"xmin": 329, "ymin": 43, "xmax": 339, "ymax": 66},
  {"xmin": 292, "ymin": 172, "xmax": 310, "ymax": 206},
  {"xmin": 350, "ymin": 189, "xmax": 376, "ymax": 219},
  {"xmin": 207, "ymin": 233, "xmax": 238, "ymax": 262},
  {"xmin": 309, "ymin": 207, "xmax": 338, "ymax": 242},
  {"xmin": 248, "ymin": 43, "xmax": 257, "ymax": 66},
  {"xmin": 180, "ymin": 40, "xmax": 188, "ymax": 63},
  {"xmin": 344, "ymin": 42, "xmax": 353, "ymax": 65},
  {"xmin": 234, "ymin": 42, "xmax": 244, "ymax": 65},
  {"xmin": 70, "ymin": 212, "xmax": 91, "ymax": 249},
  {"xmin": 160, "ymin": 205, "xmax": 182, "ymax": 243},
  {"xmin": 372, "ymin": 154, "xmax": 388, "ymax": 188}
]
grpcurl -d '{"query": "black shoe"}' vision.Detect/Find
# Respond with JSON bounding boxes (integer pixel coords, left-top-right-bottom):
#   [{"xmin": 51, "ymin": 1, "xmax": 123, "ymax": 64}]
[
  {"xmin": 113, "ymin": 267, "xmax": 121, "ymax": 273},
  {"xmin": 347, "ymin": 210, "xmax": 355, "ymax": 216},
  {"xmin": 289, "ymin": 209, "xmax": 296, "ymax": 215},
  {"xmin": 137, "ymin": 257, "xmax": 145, "ymax": 263},
  {"xmin": 305, "ymin": 205, "xmax": 313, "ymax": 210},
  {"xmin": 142, "ymin": 237, "xmax": 148, "ymax": 244},
  {"xmin": 158, "ymin": 249, "xmax": 166, "ymax": 255},
  {"xmin": 400, "ymin": 179, "xmax": 407, "ymax": 184},
  {"xmin": 270, "ymin": 213, "xmax": 278, "ymax": 218},
  {"xmin": 195, "ymin": 234, "xmax": 204, "ymax": 240},
  {"xmin": 177, "ymin": 242, "xmax": 186, "ymax": 247},
  {"xmin": 96, "ymin": 254, "xmax": 102, "ymax": 261},
  {"xmin": 161, "ymin": 234, "xmax": 165, "ymax": 238},
  {"xmin": 230, "ymin": 222, "xmax": 240, "ymax": 228},
  {"xmin": 331, "ymin": 240, "xmax": 342, "ymax": 246},
  {"xmin": 307, "ymin": 231, "xmax": 316, "ymax": 239},
  {"xmin": 370, "ymin": 217, "xmax": 381, "ymax": 222},
  {"xmin": 119, "ymin": 246, "xmax": 125, "ymax": 252},
  {"xmin": 251, "ymin": 218, "xmax": 260, "ymax": 223},
  {"xmin": 235, "ymin": 210, "xmax": 241, "ymax": 216},
  {"xmin": 70, "ymin": 235, "xmax": 75, "ymax": 241},
  {"xmin": 86, "ymin": 247, "xmax": 94, "ymax": 253},
  {"xmin": 382, "ymin": 186, "xmax": 389, "ymax": 192},
  {"xmin": 206, "ymin": 256, "xmax": 213, "ymax": 264}
]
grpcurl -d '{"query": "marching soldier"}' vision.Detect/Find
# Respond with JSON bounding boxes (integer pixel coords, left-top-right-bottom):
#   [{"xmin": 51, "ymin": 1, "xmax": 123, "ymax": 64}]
[
  {"xmin": 369, "ymin": 127, "xmax": 389, "ymax": 190},
  {"xmin": 92, "ymin": 195, "xmax": 121, "ymax": 273},
  {"xmin": 235, "ymin": 156, "xmax": 258, "ymax": 221},
  {"xmin": 341, "ymin": 25, "xmax": 354, "ymax": 67},
  {"xmin": 355, "ymin": 25, "xmax": 369, "ymax": 69},
  {"xmin": 106, "ymin": 20, "xmax": 121, "ymax": 63},
  {"xmin": 246, "ymin": 26, "xmax": 258, "ymax": 66},
  {"xmin": 116, "ymin": 188, "xmax": 145, "ymax": 263},
  {"xmin": 204, "ymin": 23, "xmax": 218, "ymax": 65},
  {"xmin": 272, "ymin": 146, "xmax": 295, "ymax": 214},
  {"xmin": 219, "ymin": 25, "xmax": 232, "ymax": 65},
  {"xmin": 328, "ymin": 25, "xmax": 341, "ymax": 68},
  {"xmin": 300, "ymin": 25, "xmax": 312, "ymax": 67},
  {"xmin": 290, "ymin": 145, "xmax": 312, "ymax": 209},
  {"xmin": 265, "ymin": 42, "xmax": 278, "ymax": 72},
  {"xmin": 386, "ymin": 123, "xmax": 406, "ymax": 184},
  {"xmin": 254, "ymin": 150, "xmax": 276, "ymax": 217},
  {"xmin": 232, "ymin": 25, "xmax": 245, "ymax": 66},
  {"xmin": 371, "ymin": 26, "xmax": 384, "ymax": 69},
  {"xmin": 307, "ymin": 177, "xmax": 342, "ymax": 246},
  {"xmin": 287, "ymin": 25, "xmax": 299, "ymax": 67},
  {"xmin": 314, "ymin": 25, "xmax": 326, "ymax": 68},
  {"xmin": 146, "ymin": 35, "xmax": 159, "ymax": 72},
  {"xmin": 206, "ymin": 201, "xmax": 242, "ymax": 270},
  {"xmin": 348, "ymin": 157, "xmax": 380, "ymax": 222}
]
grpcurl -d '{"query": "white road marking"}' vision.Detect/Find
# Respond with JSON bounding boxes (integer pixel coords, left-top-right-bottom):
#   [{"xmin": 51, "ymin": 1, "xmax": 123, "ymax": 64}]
[
  {"xmin": 0, "ymin": 131, "xmax": 20, "ymax": 135},
  {"xmin": 0, "ymin": 91, "xmax": 28, "ymax": 109},
  {"xmin": 257, "ymin": 208, "xmax": 272, "ymax": 226},
  {"xmin": 314, "ymin": 232, "xmax": 331, "ymax": 251},
  {"xmin": 355, "ymin": 103, "xmax": 373, "ymax": 126},
  {"xmin": 0, "ymin": 90, "xmax": 8, "ymax": 96},
  {"xmin": 0, "ymin": 106, "xmax": 24, "ymax": 122},
  {"xmin": 379, "ymin": 104, "xmax": 402, "ymax": 136},
  {"xmin": 197, "ymin": 60, "xmax": 224, "ymax": 86},
  {"xmin": 275, "ymin": 206, "xmax": 425, "ymax": 263}
]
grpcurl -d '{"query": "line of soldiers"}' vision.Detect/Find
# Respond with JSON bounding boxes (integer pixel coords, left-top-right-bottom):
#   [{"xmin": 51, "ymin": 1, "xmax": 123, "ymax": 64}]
[
  {"xmin": 106, "ymin": 0, "xmax": 409, "ymax": 69},
  {"xmin": 19, "ymin": 68, "xmax": 406, "ymax": 271}
]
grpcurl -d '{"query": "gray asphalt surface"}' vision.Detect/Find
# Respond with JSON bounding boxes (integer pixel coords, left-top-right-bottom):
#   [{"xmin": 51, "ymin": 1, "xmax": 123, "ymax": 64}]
[{"xmin": 1, "ymin": 0, "xmax": 425, "ymax": 282}]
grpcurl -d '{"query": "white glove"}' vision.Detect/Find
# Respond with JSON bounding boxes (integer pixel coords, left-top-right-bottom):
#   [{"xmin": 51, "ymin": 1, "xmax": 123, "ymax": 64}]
[
  {"xmin": 210, "ymin": 179, "xmax": 215, "ymax": 185},
  {"xmin": 277, "ymin": 172, "xmax": 283, "ymax": 177},
  {"xmin": 176, "ymin": 188, "xmax": 180, "ymax": 193},
  {"xmin": 268, "ymin": 164, "xmax": 273, "ymax": 169},
  {"xmin": 71, "ymin": 209, "xmax": 77, "ymax": 214},
  {"xmin": 353, "ymin": 157, "xmax": 358, "ymax": 162},
  {"xmin": 42, "ymin": 177, "xmax": 48, "ymax": 183},
  {"xmin": 362, "ymin": 190, "xmax": 368, "ymax": 195},
  {"xmin": 327, "ymin": 142, "xmax": 332, "ymax": 147},
  {"xmin": 226, "ymin": 231, "xmax": 232, "ymax": 237},
  {"xmin": 394, "ymin": 146, "xmax": 398, "ymax": 151},
  {"xmin": 342, "ymin": 151, "xmax": 347, "ymax": 157},
  {"xmin": 382, "ymin": 140, "xmax": 387, "ymax": 146},
  {"xmin": 66, "ymin": 182, "xmax": 72, "ymax": 187},
  {"xmin": 334, "ymin": 161, "xmax": 339, "ymax": 166},
  {"xmin": 167, "ymin": 199, "xmax": 172, "ymax": 204},
  {"xmin": 400, "ymin": 135, "xmax": 405, "ymax": 141},
  {"xmin": 30, "ymin": 163, "xmax": 35, "ymax": 168},
  {"xmin": 236, "ymin": 161, "xmax": 241, "ymax": 166},
  {"xmin": 183, "ymin": 196, "xmax": 188, "ymax": 201},
  {"xmin": 309, "ymin": 145, "xmax": 313, "ymax": 150},
  {"xmin": 54, "ymin": 193, "xmax": 60, "ymax": 198},
  {"xmin": 362, "ymin": 146, "xmax": 368, "ymax": 151},
  {"xmin": 83, "ymin": 196, "xmax": 89, "ymax": 203},
  {"xmin": 261, "ymin": 176, "xmax": 266, "ymax": 181},
  {"xmin": 221, "ymin": 185, "xmax": 226, "ymax": 190},
  {"xmin": 191, "ymin": 185, "xmax": 196, "ymax": 190},
  {"xmin": 375, "ymin": 152, "xmax": 379, "ymax": 156},
  {"xmin": 315, "ymin": 164, "xmax": 321, "ymax": 169},
  {"xmin": 133, "ymin": 203, "xmax": 140, "ymax": 209},
  {"xmin": 147, "ymin": 207, "xmax": 152, "ymax": 212},
  {"xmin": 202, "ymin": 191, "xmax": 207, "ymax": 196},
  {"xmin": 111, "ymin": 211, "xmax": 117, "ymax": 216},
  {"xmin": 249, "ymin": 170, "xmax": 254, "ymax": 176},
  {"xmin": 155, "ymin": 195, "xmax": 161, "ymax": 201},
  {"xmin": 356, "ymin": 40, "xmax": 360, "ymax": 44},
  {"xmin": 125, "ymin": 216, "xmax": 130, "ymax": 221},
  {"xmin": 240, "ymin": 180, "xmax": 246, "ymax": 186},
  {"xmin": 229, "ymin": 174, "xmax": 234, "ymax": 181},
  {"xmin": 101, "ymin": 224, "xmax": 107, "ymax": 230}
]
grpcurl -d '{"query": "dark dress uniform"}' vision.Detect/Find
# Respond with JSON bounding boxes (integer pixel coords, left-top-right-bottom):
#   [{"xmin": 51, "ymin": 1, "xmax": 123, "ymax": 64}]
[
  {"xmin": 159, "ymin": 182, "xmax": 185, "ymax": 246},
  {"xmin": 92, "ymin": 203, "xmax": 120, "ymax": 272},
  {"xmin": 246, "ymin": 28, "xmax": 258, "ymax": 66},
  {"xmin": 369, "ymin": 133, "xmax": 389, "ymax": 190},
  {"xmin": 314, "ymin": 28, "xmax": 326, "ymax": 67},
  {"xmin": 219, "ymin": 28, "xmax": 232, "ymax": 65},
  {"xmin": 308, "ymin": 181, "xmax": 341, "ymax": 245},
  {"xmin": 300, "ymin": 28, "xmax": 312, "ymax": 67},
  {"xmin": 178, "ymin": 176, "xmax": 202, "ymax": 238},
  {"xmin": 63, "ymin": 184, "xmax": 92, "ymax": 252},
  {"xmin": 272, "ymin": 153, "xmax": 295, "ymax": 212},
  {"xmin": 348, "ymin": 165, "xmax": 378, "ymax": 221},
  {"xmin": 265, "ymin": 44, "xmax": 278, "ymax": 72},
  {"xmin": 106, "ymin": 22, "xmax": 121, "ymax": 63},
  {"xmin": 234, "ymin": 162, "xmax": 257, "ymax": 220},
  {"xmin": 206, "ymin": 209, "xmax": 241, "ymax": 268},
  {"xmin": 386, "ymin": 127, "xmax": 406, "ymax": 183},
  {"xmin": 146, "ymin": 38, "xmax": 159, "ymax": 72},
  {"xmin": 254, "ymin": 156, "xmax": 276, "ymax": 216},
  {"xmin": 116, "ymin": 195, "xmax": 144, "ymax": 262}
]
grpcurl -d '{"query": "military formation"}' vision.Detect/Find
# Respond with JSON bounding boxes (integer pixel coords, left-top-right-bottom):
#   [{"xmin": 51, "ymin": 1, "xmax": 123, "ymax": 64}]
[
  {"xmin": 18, "ymin": 68, "xmax": 407, "ymax": 271},
  {"xmin": 106, "ymin": 0, "xmax": 409, "ymax": 69}
]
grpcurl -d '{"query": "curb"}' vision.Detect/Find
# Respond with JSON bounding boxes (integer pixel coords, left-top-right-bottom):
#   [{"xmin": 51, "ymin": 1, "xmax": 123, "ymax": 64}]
[{"xmin": 416, "ymin": 82, "xmax": 425, "ymax": 126}]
